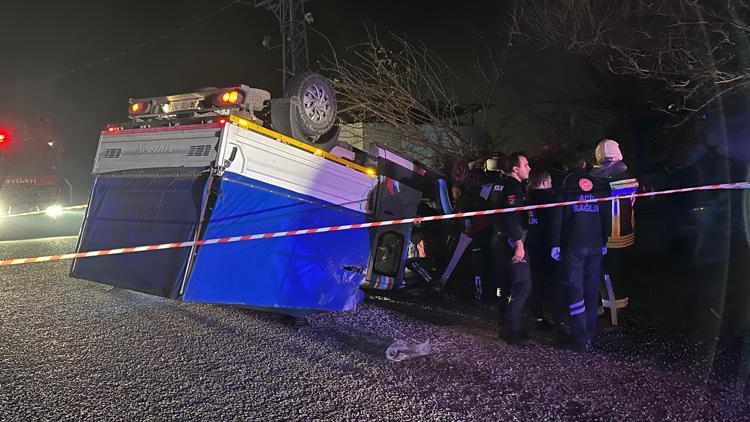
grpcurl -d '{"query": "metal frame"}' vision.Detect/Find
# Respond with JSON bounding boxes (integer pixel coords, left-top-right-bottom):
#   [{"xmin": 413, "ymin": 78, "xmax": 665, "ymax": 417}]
[{"xmin": 253, "ymin": 0, "xmax": 310, "ymax": 90}]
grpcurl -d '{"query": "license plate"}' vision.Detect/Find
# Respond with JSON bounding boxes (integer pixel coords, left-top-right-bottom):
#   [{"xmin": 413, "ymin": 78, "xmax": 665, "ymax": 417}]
[{"xmin": 167, "ymin": 99, "xmax": 200, "ymax": 113}]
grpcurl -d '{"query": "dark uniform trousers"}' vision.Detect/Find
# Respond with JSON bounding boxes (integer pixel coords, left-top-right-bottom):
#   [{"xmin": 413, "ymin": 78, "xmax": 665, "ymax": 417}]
[
  {"xmin": 602, "ymin": 246, "xmax": 627, "ymax": 297},
  {"xmin": 492, "ymin": 232, "xmax": 532, "ymax": 334},
  {"xmin": 470, "ymin": 229, "xmax": 495, "ymax": 301},
  {"xmin": 560, "ymin": 247, "xmax": 603, "ymax": 345},
  {"xmin": 526, "ymin": 242, "xmax": 556, "ymax": 320}
]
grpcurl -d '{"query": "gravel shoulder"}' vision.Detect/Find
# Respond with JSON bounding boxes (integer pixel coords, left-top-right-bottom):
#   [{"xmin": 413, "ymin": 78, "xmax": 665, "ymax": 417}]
[{"xmin": 1, "ymin": 237, "xmax": 748, "ymax": 421}]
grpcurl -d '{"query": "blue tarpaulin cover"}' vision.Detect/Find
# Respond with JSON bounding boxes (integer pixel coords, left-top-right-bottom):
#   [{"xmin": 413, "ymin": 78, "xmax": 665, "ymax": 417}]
[
  {"xmin": 70, "ymin": 171, "xmax": 209, "ymax": 298},
  {"xmin": 183, "ymin": 172, "xmax": 371, "ymax": 314}
]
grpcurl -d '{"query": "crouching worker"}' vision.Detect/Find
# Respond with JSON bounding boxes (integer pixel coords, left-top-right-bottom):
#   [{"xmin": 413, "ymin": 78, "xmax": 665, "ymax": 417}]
[{"xmin": 551, "ymin": 153, "xmax": 611, "ymax": 352}]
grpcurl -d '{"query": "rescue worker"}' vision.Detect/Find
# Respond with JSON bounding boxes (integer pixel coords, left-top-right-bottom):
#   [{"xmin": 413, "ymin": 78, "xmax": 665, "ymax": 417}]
[
  {"xmin": 447, "ymin": 183, "xmax": 493, "ymax": 301},
  {"xmin": 590, "ymin": 139, "xmax": 638, "ymax": 325},
  {"xmin": 464, "ymin": 170, "xmax": 497, "ymax": 302},
  {"xmin": 489, "ymin": 152, "xmax": 532, "ymax": 344},
  {"xmin": 551, "ymin": 153, "xmax": 611, "ymax": 352},
  {"xmin": 526, "ymin": 170, "xmax": 556, "ymax": 330},
  {"xmin": 404, "ymin": 202, "xmax": 442, "ymax": 286}
]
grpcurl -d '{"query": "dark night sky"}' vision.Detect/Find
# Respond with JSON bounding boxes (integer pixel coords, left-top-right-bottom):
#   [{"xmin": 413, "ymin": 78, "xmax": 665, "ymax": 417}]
[{"xmin": 0, "ymin": 0, "xmax": 550, "ymax": 198}]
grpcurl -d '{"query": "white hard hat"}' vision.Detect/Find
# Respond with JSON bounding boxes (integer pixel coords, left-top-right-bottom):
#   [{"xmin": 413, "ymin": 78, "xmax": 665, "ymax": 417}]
[{"xmin": 595, "ymin": 139, "xmax": 623, "ymax": 163}]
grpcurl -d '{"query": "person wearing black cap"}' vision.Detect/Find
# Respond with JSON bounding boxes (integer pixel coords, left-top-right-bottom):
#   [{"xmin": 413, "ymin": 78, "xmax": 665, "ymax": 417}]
[{"xmin": 550, "ymin": 153, "xmax": 611, "ymax": 352}]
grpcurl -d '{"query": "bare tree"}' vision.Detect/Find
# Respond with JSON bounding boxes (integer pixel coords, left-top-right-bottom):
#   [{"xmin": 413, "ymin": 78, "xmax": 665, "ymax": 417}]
[
  {"xmin": 321, "ymin": 27, "xmax": 509, "ymax": 165},
  {"xmin": 510, "ymin": 0, "xmax": 750, "ymax": 127}
]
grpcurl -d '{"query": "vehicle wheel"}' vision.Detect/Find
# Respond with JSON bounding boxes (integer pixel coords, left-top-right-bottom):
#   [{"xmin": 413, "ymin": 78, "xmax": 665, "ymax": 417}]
[
  {"xmin": 447, "ymin": 157, "xmax": 470, "ymax": 186},
  {"xmin": 285, "ymin": 72, "xmax": 337, "ymax": 141}
]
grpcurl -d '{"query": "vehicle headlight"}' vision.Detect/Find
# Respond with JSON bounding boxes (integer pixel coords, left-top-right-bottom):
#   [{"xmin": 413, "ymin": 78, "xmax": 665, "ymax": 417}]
[{"xmin": 46, "ymin": 205, "xmax": 63, "ymax": 218}]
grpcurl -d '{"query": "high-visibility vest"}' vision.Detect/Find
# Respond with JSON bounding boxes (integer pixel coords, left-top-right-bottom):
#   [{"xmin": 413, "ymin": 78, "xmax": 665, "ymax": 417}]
[{"xmin": 607, "ymin": 178, "xmax": 639, "ymax": 248}]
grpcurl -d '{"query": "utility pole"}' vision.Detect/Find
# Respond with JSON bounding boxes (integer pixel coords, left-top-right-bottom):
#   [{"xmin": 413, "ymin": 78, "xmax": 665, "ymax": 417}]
[{"xmin": 250, "ymin": 0, "xmax": 311, "ymax": 91}]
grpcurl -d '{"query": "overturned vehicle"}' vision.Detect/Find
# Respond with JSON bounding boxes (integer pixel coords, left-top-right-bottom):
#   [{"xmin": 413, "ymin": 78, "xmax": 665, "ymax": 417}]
[{"xmin": 70, "ymin": 73, "xmax": 451, "ymax": 316}]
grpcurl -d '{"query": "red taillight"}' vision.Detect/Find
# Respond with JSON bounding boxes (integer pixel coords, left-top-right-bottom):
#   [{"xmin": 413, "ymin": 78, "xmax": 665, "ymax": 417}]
[
  {"xmin": 0, "ymin": 128, "xmax": 11, "ymax": 144},
  {"xmin": 105, "ymin": 124, "xmax": 121, "ymax": 132},
  {"xmin": 217, "ymin": 117, "xmax": 227, "ymax": 124},
  {"xmin": 129, "ymin": 101, "xmax": 150, "ymax": 115},
  {"xmin": 214, "ymin": 90, "xmax": 244, "ymax": 106}
]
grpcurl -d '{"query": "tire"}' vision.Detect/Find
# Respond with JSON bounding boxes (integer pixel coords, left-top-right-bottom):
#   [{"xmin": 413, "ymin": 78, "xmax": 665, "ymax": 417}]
[
  {"xmin": 284, "ymin": 72, "xmax": 337, "ymax": 141},
  {"xmin": 447, "ymin": 157, "xmax": 470, "ymax": 187}
]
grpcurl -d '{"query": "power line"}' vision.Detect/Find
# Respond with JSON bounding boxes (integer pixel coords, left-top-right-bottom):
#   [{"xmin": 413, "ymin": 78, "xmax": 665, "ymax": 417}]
[{"xmin": 41, "ymin": 0, "xmax": 242, "ymax": 83}]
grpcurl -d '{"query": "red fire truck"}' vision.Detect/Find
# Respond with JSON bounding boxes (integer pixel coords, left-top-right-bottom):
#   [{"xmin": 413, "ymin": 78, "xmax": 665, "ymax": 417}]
[{"xmin": 0, "ymin": 123, "xmax": 67, "ymax": 216}]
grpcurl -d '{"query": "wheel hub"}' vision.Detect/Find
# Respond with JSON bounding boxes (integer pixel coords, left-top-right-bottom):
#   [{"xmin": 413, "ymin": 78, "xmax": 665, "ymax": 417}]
[{"xmin": 302, "ymin": 83, "xmax": 331, "ymax": 124}]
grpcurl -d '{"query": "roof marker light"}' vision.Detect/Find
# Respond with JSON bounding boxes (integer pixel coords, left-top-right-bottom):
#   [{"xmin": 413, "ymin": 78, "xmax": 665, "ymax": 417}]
[
  {"xmin": 129, "ymin": 101, "xmax": 150, "ymax": 115},
  {"xmin": 232, "ymin": 116, "xmax": 251, "ymax": 129},
  {"xmin": 215, "ymin": 89, "xmax": 244, "ymax": 106},
  {"xmin": 222, "ymin": 91, "xmax": 238, "ymax": 103}
]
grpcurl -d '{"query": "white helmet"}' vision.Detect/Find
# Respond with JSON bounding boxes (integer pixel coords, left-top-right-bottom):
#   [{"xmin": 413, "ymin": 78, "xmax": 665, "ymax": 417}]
[
  {"xmin": 595, "ymin": 139, "xmax": 623, "ymax": 163},
  {"xmin": 485, "ymin": 157, "xmax": 501, "ymax": 172}
]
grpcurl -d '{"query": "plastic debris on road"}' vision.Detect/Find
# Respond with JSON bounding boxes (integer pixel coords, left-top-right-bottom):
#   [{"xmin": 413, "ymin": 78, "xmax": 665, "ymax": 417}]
[{"xmin": 385, "ymin": 339, "xmax": 432, "ymax": 361}]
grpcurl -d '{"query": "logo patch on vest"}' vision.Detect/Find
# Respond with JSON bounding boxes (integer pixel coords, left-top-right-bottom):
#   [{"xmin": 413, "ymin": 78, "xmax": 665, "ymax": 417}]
[
  {"xmin": 579, "ymin": 178, "xmax": 593, "ymax": 192},
  {"xmin": 507, "ymin": 195, "xmax": 516, "ymax": 205}
]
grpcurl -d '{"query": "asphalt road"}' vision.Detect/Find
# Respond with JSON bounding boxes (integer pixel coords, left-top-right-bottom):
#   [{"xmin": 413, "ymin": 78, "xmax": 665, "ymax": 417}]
[
  {"xmin": 0, "ymin": 210, "xmax": 84, "ymax": 242},
  {"xmin": 1, "ymin": 237, "xmax": 748, "ymax": 421}
]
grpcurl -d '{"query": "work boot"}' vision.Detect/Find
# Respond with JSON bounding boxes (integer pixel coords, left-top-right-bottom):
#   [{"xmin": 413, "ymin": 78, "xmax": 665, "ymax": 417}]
[
  {"xmin": 554, "ymin": 324, "xmax": 574, "ymax": 347},
  {"xmin": 442, "ymin": 292, "xmax": 456, "ymax": 304},
  {"xmin": 573, "ymin": 339, "xmax": 592, "ymax": 353},
  {"xmin": 499, "ymin": 327, "xmax": 531, "ymax": 346},
  {"xmin": 430, "ymin": 283, "xmax": 445, "ymax": 295},
  {"xmin": 534, "ymin": 318, "xmax": 555, "ymax": 331}
]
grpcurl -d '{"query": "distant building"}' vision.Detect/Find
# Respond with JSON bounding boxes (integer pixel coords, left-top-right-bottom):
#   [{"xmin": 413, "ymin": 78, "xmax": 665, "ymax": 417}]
[{"xmin": 337, "ymin": 102, "xmax": 496, "ymax": 165}]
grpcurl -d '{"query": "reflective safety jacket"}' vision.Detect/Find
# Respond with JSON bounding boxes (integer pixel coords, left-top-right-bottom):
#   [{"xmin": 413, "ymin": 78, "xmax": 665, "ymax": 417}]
[{"xmin": 591, "ymin": 162, "xmax": 638, "ymax": 249}]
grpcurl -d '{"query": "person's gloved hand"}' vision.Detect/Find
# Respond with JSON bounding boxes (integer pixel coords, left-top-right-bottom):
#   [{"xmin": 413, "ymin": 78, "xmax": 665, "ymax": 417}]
[
  {"xmin": 602, "ymin": 247, "xmax": 608, "ymax": 256},
  {"xmin": 551, "ymin": 247, "xmax": 561, "ymax": 261}
]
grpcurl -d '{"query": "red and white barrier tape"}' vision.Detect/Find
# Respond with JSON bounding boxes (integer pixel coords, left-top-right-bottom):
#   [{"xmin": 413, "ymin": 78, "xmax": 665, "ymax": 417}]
[
  {"xmin": 0, "ymin": 204, "xmax": 88, "ymax": 219},
  {"xmin": 1, "ymin": 182, "xmax": 748, "ymax": 267}
]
